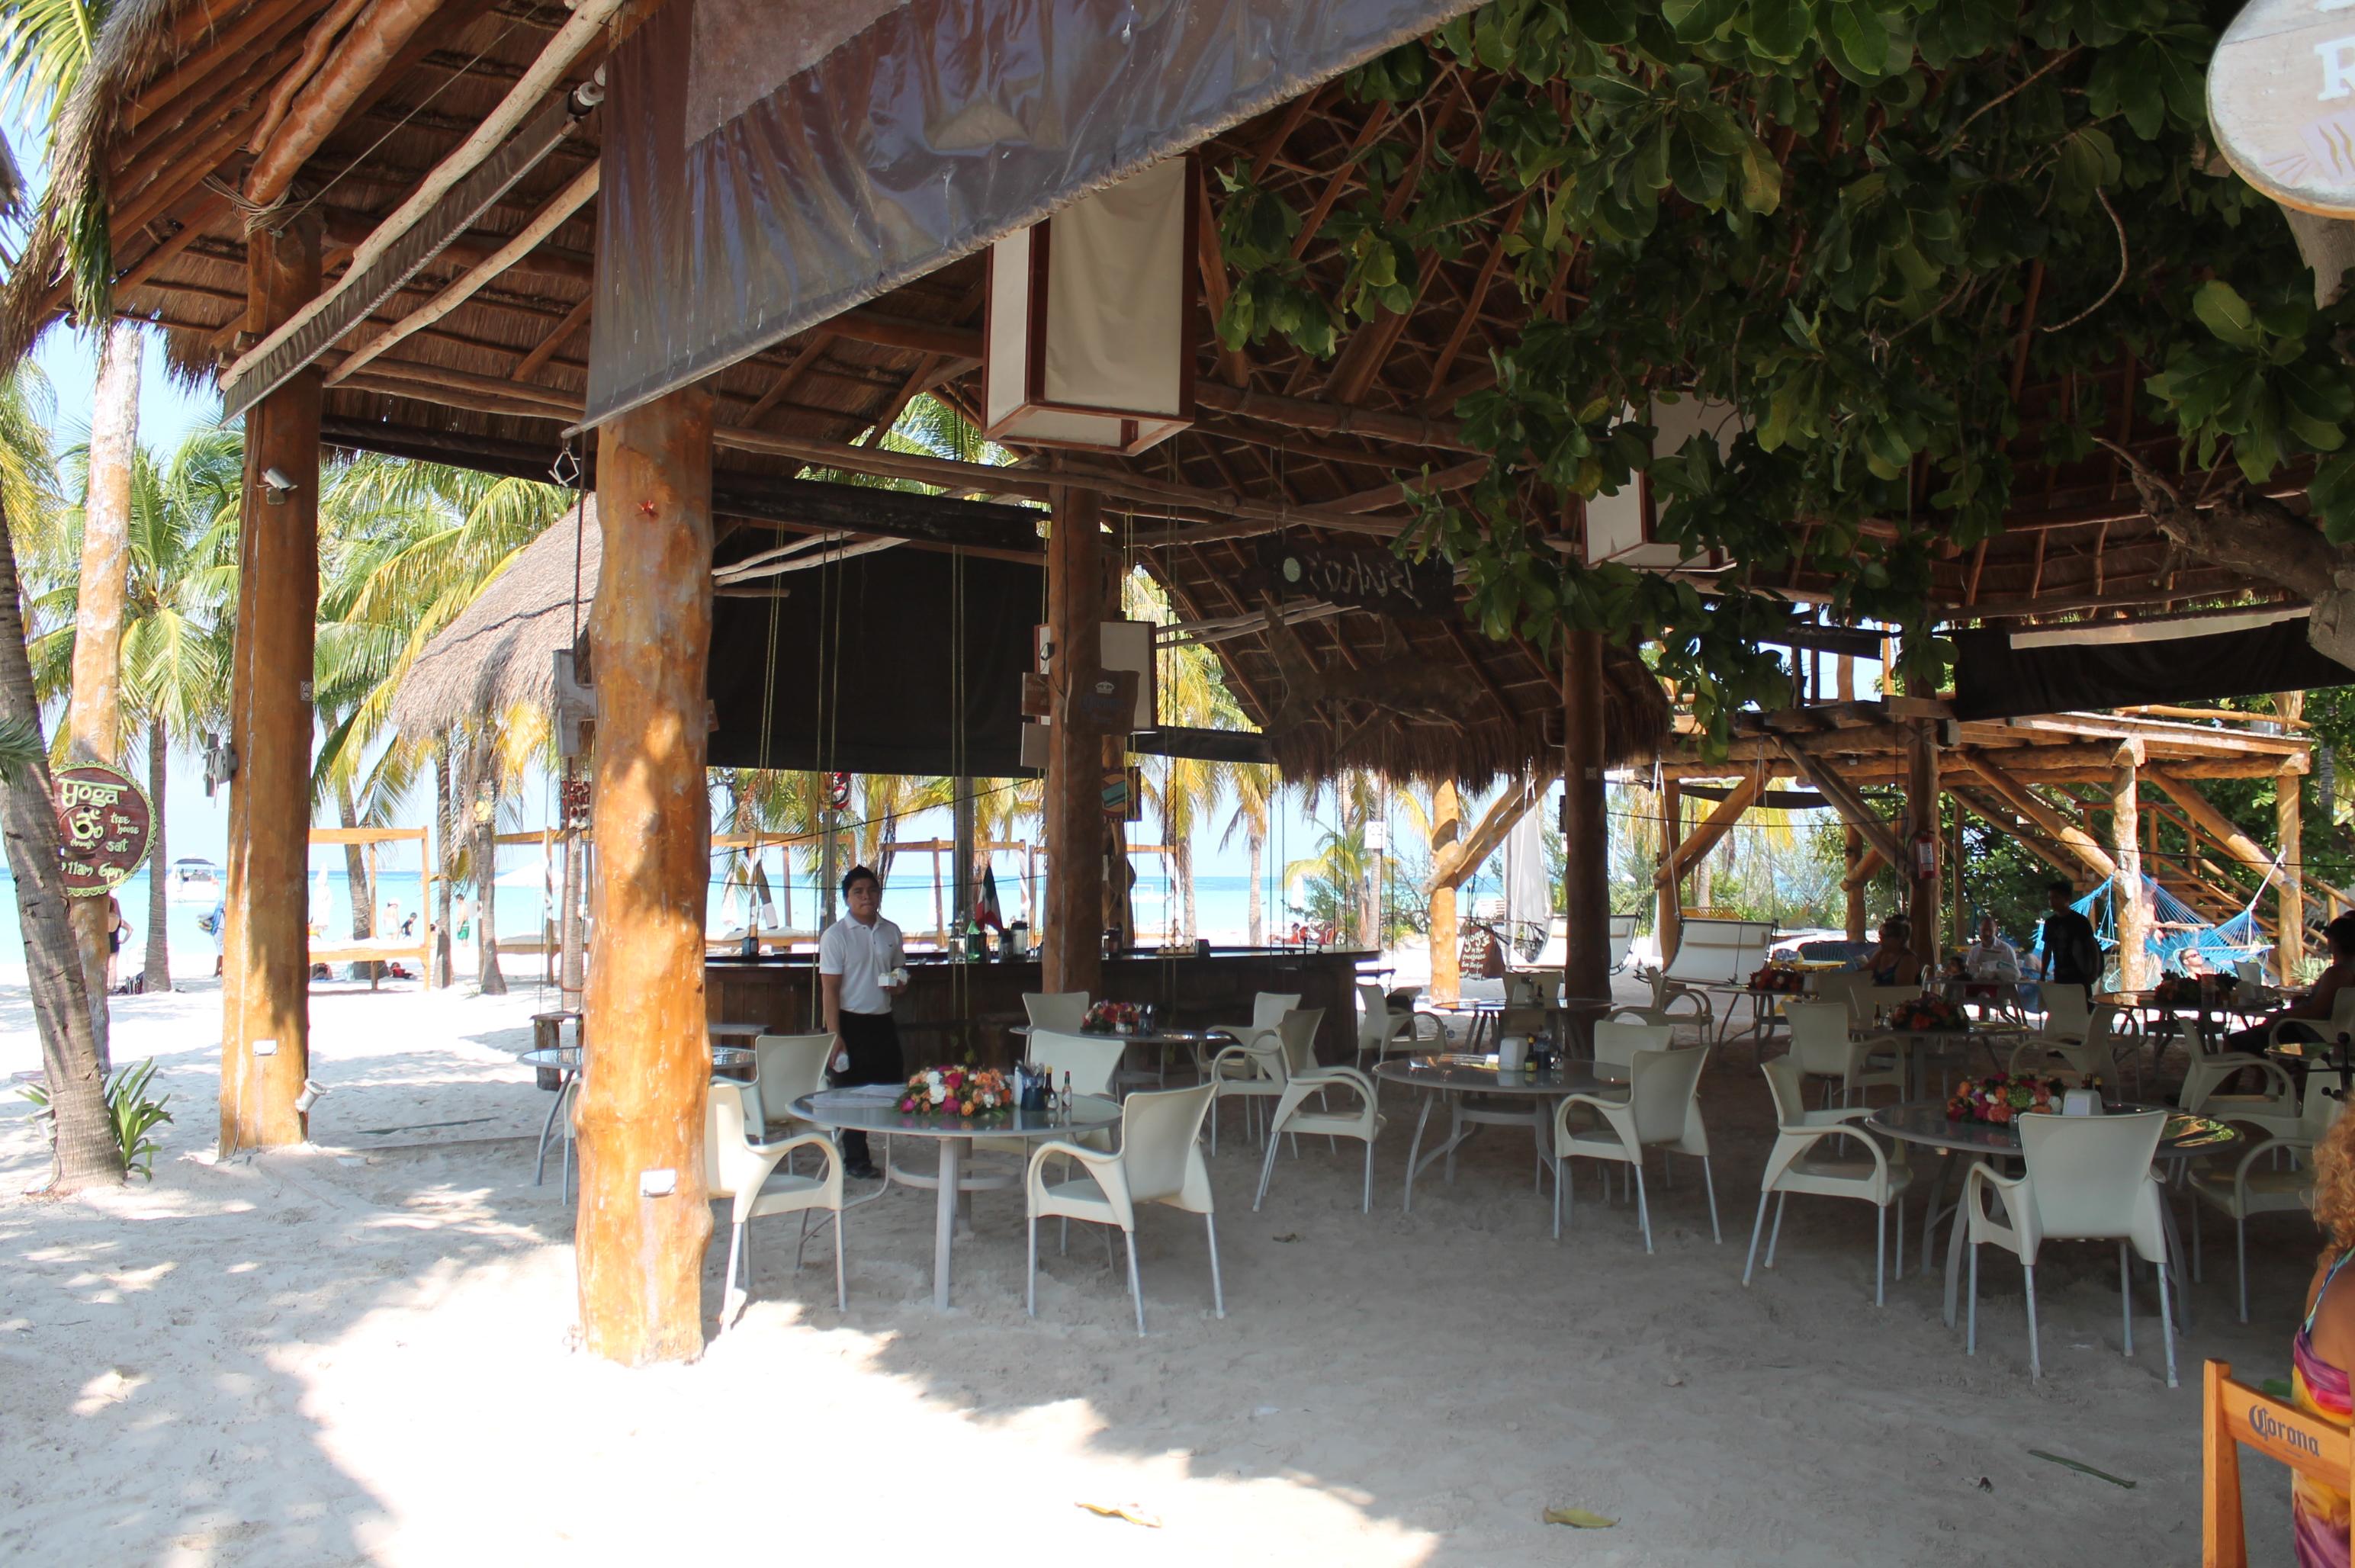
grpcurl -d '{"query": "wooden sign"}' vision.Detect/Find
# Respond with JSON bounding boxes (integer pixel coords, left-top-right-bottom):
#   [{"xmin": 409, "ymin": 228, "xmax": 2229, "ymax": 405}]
[
  {"xmin": 54, "ymin": 763, "xmax": 153, "ymax": 895},
  {"xmin": 1069, "ymin": 669, "xmax": 1140, "ymax": 736},
  {"xmin": 1255, "ymin": 535, "xmax": 1454, "ymax": 617},
  {"xmin": 2211, "ymin": 0, "xmax": 2355, "ymax": 216},
  {"xmin": 1101, "ymin": 766, "xmax": 1144, "ymax": 822}
]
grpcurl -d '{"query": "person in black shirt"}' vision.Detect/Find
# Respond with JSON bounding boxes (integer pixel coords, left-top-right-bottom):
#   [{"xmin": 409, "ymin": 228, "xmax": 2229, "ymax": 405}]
[{"xmin": 2038, "ymin": 881, "xmax": 2102, "ymax": 1003}]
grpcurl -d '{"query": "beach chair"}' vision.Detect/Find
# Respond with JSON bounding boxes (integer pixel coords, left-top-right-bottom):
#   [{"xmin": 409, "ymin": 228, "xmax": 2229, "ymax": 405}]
[
  {"xmin": 1652, "ymin": 917, "xmax": 1775, "ymax": 1040},
  {"xmin": 1607, "ymin": 912, "xmax": 1637, "ymax": 973},
  {"xmin": 2203, "ymin": 1358, "xmax": 2354, "ymax": 1566}
]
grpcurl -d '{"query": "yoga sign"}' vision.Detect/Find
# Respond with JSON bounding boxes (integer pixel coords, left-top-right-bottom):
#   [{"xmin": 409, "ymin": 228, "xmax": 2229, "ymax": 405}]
[
  {"xmin": 54, "ymin": 763, "xmax": 153, "ymax": 895},
  {"xmin": 2212, "ymin": 0, "xmax": 2355, "ymax": 215}
]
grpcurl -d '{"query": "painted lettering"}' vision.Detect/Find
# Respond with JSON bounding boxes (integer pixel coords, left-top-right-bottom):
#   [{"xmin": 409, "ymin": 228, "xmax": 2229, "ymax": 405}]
[{"xmin": 2318, "ymin": 35, "xmax": 2355, "ymax": 101}]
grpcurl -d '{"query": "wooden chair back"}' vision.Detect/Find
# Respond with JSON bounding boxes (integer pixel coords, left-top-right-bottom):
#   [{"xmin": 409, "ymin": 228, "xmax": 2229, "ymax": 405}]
[{"xmin": 2204, "ymin": 1358, "xmax": 2353, "ymax": 1566}]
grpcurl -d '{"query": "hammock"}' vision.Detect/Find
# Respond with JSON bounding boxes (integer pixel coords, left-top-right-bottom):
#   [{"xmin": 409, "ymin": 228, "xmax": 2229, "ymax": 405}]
[{"xmin": 2071, "ymin": 874, "xmax": 2269, "ymax": 975}]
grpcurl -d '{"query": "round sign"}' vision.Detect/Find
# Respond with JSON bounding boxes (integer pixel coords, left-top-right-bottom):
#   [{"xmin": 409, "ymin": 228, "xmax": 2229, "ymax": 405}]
[
  {"xmin": 54, "ymin": 763, "xmax": 154, "ymax": 895},
  {"xmin": 2210, "ymin": 0, "xmax": 2355, "ymax": 217}
]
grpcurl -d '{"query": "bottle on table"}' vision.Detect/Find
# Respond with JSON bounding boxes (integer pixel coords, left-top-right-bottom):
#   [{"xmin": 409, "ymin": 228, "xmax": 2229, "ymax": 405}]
[{"xmin": 1059, "ymin": 1070, "xmax": 1073, "ymax": 1118}]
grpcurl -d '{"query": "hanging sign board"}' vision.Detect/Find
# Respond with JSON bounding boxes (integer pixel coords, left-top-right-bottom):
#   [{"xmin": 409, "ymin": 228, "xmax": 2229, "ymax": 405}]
[
  {"xmin": 1253, "ymin": 536, "xmax": 1454, "ymax": 617},
  {"xmin": 54, "ymin": 763, "xmax": 154, "ymax": 895},
  {"xmin": 825, "ymin": 772, "xmax": 853, "ymax": 811},
  {"xmin": 2211, "ymin": 0, "xmax": 2355, "ymax": 216}
]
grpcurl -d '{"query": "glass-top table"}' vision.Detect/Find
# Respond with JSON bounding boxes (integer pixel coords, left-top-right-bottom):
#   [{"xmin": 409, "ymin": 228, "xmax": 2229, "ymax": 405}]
[
  {"xmin": 1373, "ymin": 1055, "xmax": 1609, "ymax": 1211},
  {"xmin": 519, "ymin": 1043, "xmax": 755, "ymax": 1197},
  {"xmin": 790, "ymin": 1088, "xmax": 1122, "ymax": 1310},
  {"xmin": 1008, "ymin": 1023, "xmax": 1235, "ymax": 1088}
]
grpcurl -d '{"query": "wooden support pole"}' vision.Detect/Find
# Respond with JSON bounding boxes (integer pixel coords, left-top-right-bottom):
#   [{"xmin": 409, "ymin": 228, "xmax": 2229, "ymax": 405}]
[
  {"xmin": 2112, "ymin": 740, "xmax": 2151, "ymax": 991},
  {"xmin": 1044, "ymin": 487, "xmax": 1106, "ymax": 997},
  {"xmin": 1906, "ymin": 718, "xmax": 1940, "ymax": 978},
  {"xmin": 1561, "ymin": 631, "xmax": 1610, "ymax": 1006},
  {"xmin": 1838, "ymin": 656, "xmax": 1865, "ymax": 939},
  {"xmin": 575, "ymin": 386, "xmax": 715, "ymax": 1365},
  {"xmin": 1652, "ymin": 774, "xmax": 1764, "ymax": 889},
  {"xmin": 1656, "ymin": 779, "xmax": 1682, "ymax": 968},
  {"xmin": 2280, "ymin": 691, "xmax": 2308, "ymax": 982},
  {"xmin": 1428, "ymin": 781, "xmax": 1462, "ymax": 1005},
  {"xmin": 219, "ymin": 211, "xmax": 322, "ymax": 1155}
]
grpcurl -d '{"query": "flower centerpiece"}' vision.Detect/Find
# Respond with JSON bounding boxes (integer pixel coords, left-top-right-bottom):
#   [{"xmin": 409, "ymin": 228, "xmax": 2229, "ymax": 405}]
[
  {"xmin": 1082, "ymin": 999, "xmax": 1143, "ymax": 1035},
  {"xmin": 2153, "ymin": 971, "xmax": 2237, "ymax": 1007},
  {"xmin": 1748, "ymin": 964, "xmax": 1806, "ymax": 995},
  {"xmin": 1885, "ymin": 993, "xmax": 1964, "ymax": 1032},
  {"xmin": 1945, "ymin": 1072, "xmax": 2100, "ymax": 1125},
  {"xmin": 899, "ymin": 1065, "xmax": 1013, "ymax": 1117}
]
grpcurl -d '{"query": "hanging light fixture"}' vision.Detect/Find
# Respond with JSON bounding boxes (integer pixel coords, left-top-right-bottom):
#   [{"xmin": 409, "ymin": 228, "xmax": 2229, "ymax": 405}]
[
  {"xmin": 983, "ymin": 155, "xmax": 1198, "ymax": 455},
  {"xmin": 1581, "ymin": 396, "xmax": 1742, "ymax": 572}
]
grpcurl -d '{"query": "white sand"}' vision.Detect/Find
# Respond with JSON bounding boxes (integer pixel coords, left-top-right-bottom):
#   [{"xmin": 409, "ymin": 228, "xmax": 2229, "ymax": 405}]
[{"xmin": 0, "ymin": 975, "xmax": 2306, "ymax": 1563}]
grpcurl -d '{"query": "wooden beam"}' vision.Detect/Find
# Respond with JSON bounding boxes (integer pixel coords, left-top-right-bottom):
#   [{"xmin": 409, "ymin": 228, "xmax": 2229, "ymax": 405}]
[
  {"xmin": 512, "ymin": 294, "xmax": 592, "ymax": 381},
  {"xmin": 1652, "ymin": 773, "xmax": 1764, "ymax": 888},
  {"xmin": 2144, "ymin": 765, "xmax": 2281, "ymax": 886},
  {"xmin": 1192, "ymin": 381, "xmax": 1480, "ymax": 455},
  {"xmin": 2279, "ymin": 690, "xmax": 2308, "ymax": 980},
  {"xmin": 1773, "ymin": 741, "xmax": 1904, "ymax": 868},
  {"xmin": 742, "ymin": 331, "xmax": 835, "ymax": 426},
  {"xmin": 1952, "ymin": 788, "xmax": 2078, "ymax": 880},
  {"xmin": 244, "ymin": 0, "xmax": 447, "ymax": 205},
  {"xmin": 1657, "ymin": 779, "xmax": 1682, "ymax": 965},
  {"xmin": 219, "ymin": 209, "xmax": 323, "ymax": 1154},
  {"xmin": 1968, "ymin": 752, "xmax": 2116, "ymax": 883},
  {"xmin": 577, "ymin": 384, "xmax": 716, "ymax": 1364},
  {"xmin": 1562, "ymin": 630, "xmax": 1611, "ymax": 1004},
  {"xmin": 1428, "ymin": 781, "xmax": 1463, "ymax": 1004},
  {"xmin": 1432, "ymin": 775, "xmax": 1559, "ymax": 891},
  {"xmin": 327, "ymin": 160, "xmax": 599, "ymax": 385},
  {"xmin": 1907, "ymin": 717, "xmax": 1940, "ymax": 974}
]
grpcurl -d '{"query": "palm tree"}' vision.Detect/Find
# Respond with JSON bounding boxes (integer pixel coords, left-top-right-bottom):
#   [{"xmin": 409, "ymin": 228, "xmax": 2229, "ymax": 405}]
[
  {"xmin": 1219, "ymin": 763, "xmax": 1277, "ymax": 946},
  {"xmin": 0, "ymin": 362, "xmax": 117, "ymax": 1187},
  {"xmin": 118, "ymin": 428, "xmax": 241, "ymax": 990},
  {"xmin": 3, "ymin": 0, "xmax": 148, "ymax": 1046}
]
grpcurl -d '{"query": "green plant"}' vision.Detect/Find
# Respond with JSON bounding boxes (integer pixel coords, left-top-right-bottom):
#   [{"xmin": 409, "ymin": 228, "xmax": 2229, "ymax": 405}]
[{"xmin": 20, "ymin": 1056, "xmax": 172, "ymax": 1179}]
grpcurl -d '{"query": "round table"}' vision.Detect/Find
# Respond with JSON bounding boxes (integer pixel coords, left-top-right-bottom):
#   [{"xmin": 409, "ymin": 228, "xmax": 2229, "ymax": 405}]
[
  {"xmin": 521, "ymin": 1043, "xmax": 755, "ymax": 1196},
  {"xmin": 1865, "ymin": 1099, "xmax": 2237, "ymax": 1331},
  {"xmin": 790, "ymin": 1088, "xmax": 1122, "ymax": 1309},
  {"xmin": 1007, "ymin": 1023, "xmax": 1235, "ymax": 1088},
  {"xmin": 1855, "ymin": 1024, "xmax": 2026, "ymax": 1100},
  {"xmin": 1372, "ymin": 1055, "xmax": 1607, "ymax": 1211}
]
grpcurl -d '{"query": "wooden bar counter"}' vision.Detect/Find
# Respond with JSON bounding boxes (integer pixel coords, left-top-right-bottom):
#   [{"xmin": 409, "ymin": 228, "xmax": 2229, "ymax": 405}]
[{"xmin": 707, "ymin": 946, "xmax": 1374, "ymax": 1071}]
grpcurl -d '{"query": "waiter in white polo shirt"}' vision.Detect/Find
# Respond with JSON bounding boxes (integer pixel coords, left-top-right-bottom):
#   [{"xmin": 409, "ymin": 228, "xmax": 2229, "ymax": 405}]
[{"xmin": 820, "ymin": 865, "xmax": 904, "ymax": 1179}]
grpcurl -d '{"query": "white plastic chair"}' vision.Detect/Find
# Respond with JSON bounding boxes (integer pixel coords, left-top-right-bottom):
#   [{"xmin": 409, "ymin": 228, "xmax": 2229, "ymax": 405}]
[
  {"xmin": 1023, "ymin": 991, "xmax": 1091, "ymax": 1033},
  {"xmin": 1204, "ymin": 990, "xmax": 1300, "ymax": 1075},
  {"xmin": 1962, "ymin": 1109, "xmax": 2176, "ymax": 1386},
  {"xmin": 1026, "ymin": 1081, "xmax": 1223, "ymax": 1335},
  {"xmin": 705, "ymin": 1080, "xmax": 847, "ymax": 1325},
  {"xmin": 1355, "ymin": 980, "xmax": 1444, "ymax": 1072},
  {"xmin": 1846, "ymin": 984, "xmax": 1926, "ymax": 1030},
  {"xmin": 751, "ymin": 1032, "xmax": 832, "ymax": 1134},
  {"xmin": 2190, "ymin": 1081, "xmax": 2343, "ymax": 1322},
  {"xmin": 1743, "ymin": 1059, "xmax": 1913, "ymax": 1304},
  {"xmin": 975, "ymin": 1030, "xmax": 1126, "ymax": 1160},
  {"xmin": 1254, "ymin": 1063, "xmax": 1384, "ymax": 1213},
  {"xmin": 2267, "ymin": 988, "xmax": 2355, "ymax": 1051},
  {"xmin": 1592, "ymin": 1018, "xmax": 1673, "ymax": 1082},
  {"xmin": 1550, "ymin": 1044, "xmax": 1720, "ymax": 1251},
  {"xmin": 1783, "ymin": 1000, "xmax": 1900, "ymax": 1107},
  {"xmin": 1207, "ymin": 1007, "xmax": 1320, "ymax": 1153},
  {"xmin": 2039, "ymin": 983, "xmax": 2093, "ymax": 1041},
  {"xmin": 2010, "ymin": 1003, "xmax": 2137, "ymax": 1094},
  {"xmin": 2178, "ymin": 1025, "xmax": 2303, "ymax": 1145}
]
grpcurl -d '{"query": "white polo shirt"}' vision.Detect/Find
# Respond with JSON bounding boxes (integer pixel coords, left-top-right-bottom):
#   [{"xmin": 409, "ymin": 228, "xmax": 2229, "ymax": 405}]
[{"xmin": 819, "ymin": 911, "xmax": 904, "ymax": 1016}]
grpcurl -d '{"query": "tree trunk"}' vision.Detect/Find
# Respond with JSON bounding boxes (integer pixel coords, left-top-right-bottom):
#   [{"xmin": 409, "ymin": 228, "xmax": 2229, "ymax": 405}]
[
  {"xmin": 576, "ymin": 387, "xmax": 715, "ymax": 1364},
  {"xmin": 1043, "ymin": 486, "xmax": 1106, "ymax": 997},
  {"xmin": 432, "ymin": 739, "xmax": 454, "ymax": 987},
  {"xmin": 0, "ymin": 503, "xmax": 122, "ymax": 1189},
  {"xmin": 559, "ymin": 762, "xmax": 585, "ymax": 1011},
  {"xmin": 1428, "ymin": 782, "xmax": 1460, "ymax": 1004},
  {"xmin": 477, "ymin": 766, "xmax": 506, "ymax": 995},
  {"xmin": 65, "ymin": 320, "xmax": 142, "ymax": 1065},
  {"xmin": 143, "ymin": 716, "xmax": 172, "ymax": 991},
  {"xmin": 336, "ymin": 777, "xmax": 375, "ymax": 982},
  {"xmin": 1246, "ymin": 824, "xmax": 1264, "ymax": 948}
]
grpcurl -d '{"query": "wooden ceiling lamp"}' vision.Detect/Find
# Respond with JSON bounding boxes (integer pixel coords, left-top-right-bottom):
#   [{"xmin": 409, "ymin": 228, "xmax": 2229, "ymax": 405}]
[{"xmin": 983, "ymin": 155, "xmax": 1197, "ymax": 455}]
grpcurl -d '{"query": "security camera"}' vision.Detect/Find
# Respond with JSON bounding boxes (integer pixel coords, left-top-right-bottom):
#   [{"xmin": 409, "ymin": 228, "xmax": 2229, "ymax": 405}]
[{"xmin": 261, "ymin": 466, "xmax": 297, "ymax": 504}]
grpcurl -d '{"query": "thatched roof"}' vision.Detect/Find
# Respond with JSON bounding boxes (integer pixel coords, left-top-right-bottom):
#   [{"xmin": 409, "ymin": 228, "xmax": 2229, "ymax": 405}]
[
  {"xmin": 389, "ymin": 497, "xmax": 598, "ymax": 739},
  {"xmin": 22, "ymin": 4, "xmax": 2310, "ymax": 784}
]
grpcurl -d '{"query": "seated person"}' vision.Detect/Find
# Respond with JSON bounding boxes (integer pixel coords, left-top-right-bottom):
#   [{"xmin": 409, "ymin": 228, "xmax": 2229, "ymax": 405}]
[
  {"xmin": 1855, "ymin": 917, "xmax": 1913, "ymax": 986},
  {"xmin": 1964, "ymin": 915, "xmax": 2022, "ymax": 983},
  {"xmin": 2292, "ymin": 1100, "xmax": 2355, "ymax": 1564},
  {"xmin": 2226, "ymin": 912, "xmax": 2355, "ymax": 1053}
]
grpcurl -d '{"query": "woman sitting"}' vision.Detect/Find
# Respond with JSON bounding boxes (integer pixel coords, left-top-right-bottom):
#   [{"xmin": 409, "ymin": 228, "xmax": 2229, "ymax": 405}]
[
  {"xmin": 1856, "ymin": 916, "xmax": 1913, "ymax": 987},
  {"xmin": 2292, "ymin": 1097, "xmax": 2355, "ymax": 1563},
  {"xmin": 2226, "ymin": 912, "xmax": 2355, "ymax": 1054}
]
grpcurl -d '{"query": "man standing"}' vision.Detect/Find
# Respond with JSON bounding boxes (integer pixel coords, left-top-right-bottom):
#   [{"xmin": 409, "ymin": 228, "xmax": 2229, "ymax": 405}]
[
  {"xmin": 820, "ymin": 865, "xmax": 904, "ymax": 1179},
  {"xmin": 2038, "ymin": 881, "xmax": 2102, "ymax": 1002}
]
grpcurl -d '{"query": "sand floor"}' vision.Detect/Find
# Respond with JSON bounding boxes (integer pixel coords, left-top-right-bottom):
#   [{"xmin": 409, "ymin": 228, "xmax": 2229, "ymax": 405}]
[{"xmin": 0, "ymin": 975, "xmax": 2307, "ymax": 1564}]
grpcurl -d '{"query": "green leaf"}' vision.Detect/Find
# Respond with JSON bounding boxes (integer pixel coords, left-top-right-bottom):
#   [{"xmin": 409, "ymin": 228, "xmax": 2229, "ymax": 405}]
[
  {"xmin": 1738, "ymin": 138, "xmax": 1782, "ymax": 214},
  {"xmin": 1742, "ymin": 0, "xmax": 1811, "ymax": 61},
  {"xmin": 1826, "ymin": 2, "xmax": 1889, "ymax": 79},
  {"xmin": 2191, "ymin": 280, "xmax": 2267, "ymax": 350}
]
